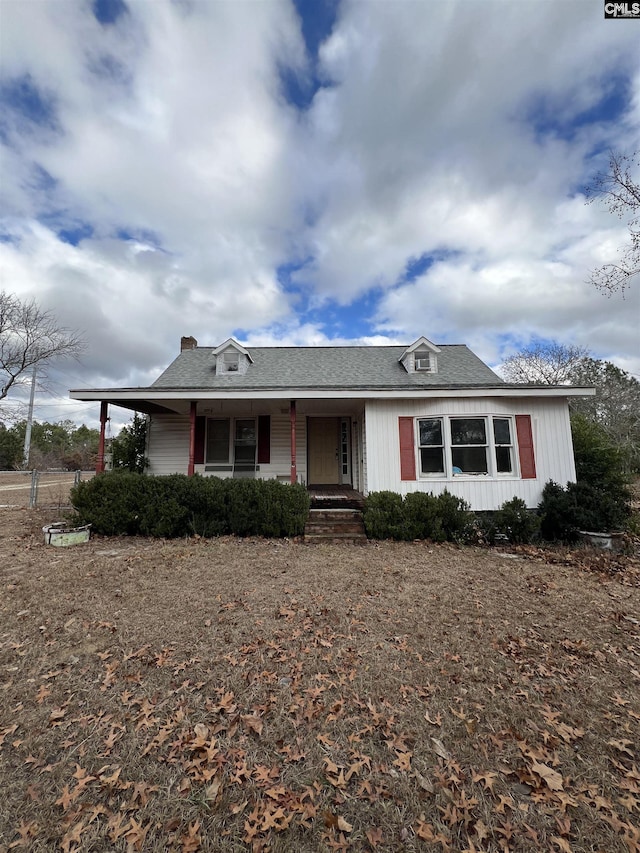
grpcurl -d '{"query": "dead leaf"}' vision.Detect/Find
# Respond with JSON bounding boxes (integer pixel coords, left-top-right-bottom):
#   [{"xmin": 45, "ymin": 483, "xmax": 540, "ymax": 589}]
[
  {"xmin": 366, "ymin": 826, "xmax": 383, "ymax": 846},
  {"xmin": 193, "ymin": 723, "xmax": 209, "ymax": 746},
  {"xmin": 337, "ymin": 816, "xmax": 353, "ymax": 832},
  {"xmin": 431, "ymin": 737, "xmax": 451, "ymax": 761},
  {"xmin": 531, "ymin": 761, "xmax": 564, "ymax": 792},
  {"xmin": 205, "ymin": 777, "xmax": 222, "ymax": 802},
  {"xmin": 241, "ymin": 714, "xmax": 264, "ymax": 736},
  {"xmin": 415, "ymin": 815, "xmax": 436, "ymax": 841},
  {"xmin": 413, "ymin": 770, "xmax": 435, "ymax": 794},
  {"xmin": 474, "ymin": 819, "xmax": 489, "ymax": 842},
  {"xmin": 608, "ymin": 739, "xmax": 635, "ymax": 758},
  {"xmin": 180, "ymin": 820, "xmax": 202, "ymax": 853}
]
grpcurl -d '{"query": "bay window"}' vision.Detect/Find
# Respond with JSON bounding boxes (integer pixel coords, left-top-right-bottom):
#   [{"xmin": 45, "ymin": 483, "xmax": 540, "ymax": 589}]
[{"xmin": 417, "ymin": 415, "xmax": 516, "ymax": 478}]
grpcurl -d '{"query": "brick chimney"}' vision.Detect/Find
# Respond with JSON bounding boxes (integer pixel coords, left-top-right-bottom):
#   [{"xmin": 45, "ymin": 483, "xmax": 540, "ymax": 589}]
[{"xmin": 180, "ymin": 336, "xmax": 198, "ymax": 352}]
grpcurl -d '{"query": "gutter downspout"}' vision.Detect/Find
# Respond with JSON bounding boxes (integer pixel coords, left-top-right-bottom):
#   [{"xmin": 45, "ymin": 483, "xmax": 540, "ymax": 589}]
[
  {"xmin": 188, "ymin": 401, "xmax": 197, "ymax": 476},
  {"xmin": 290, "ymin": 400, "xmax": 297, "ymax": 484},
  {"xmin": 97, "ymin": 401, "xmax": 109, "ymax": 473}
]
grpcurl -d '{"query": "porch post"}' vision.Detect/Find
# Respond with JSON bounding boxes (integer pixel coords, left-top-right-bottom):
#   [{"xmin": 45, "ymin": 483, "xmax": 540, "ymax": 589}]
[
  {"xmin": 290, "ymin": 400, "xmax": 297, "ymax": 484},
  {"xmin": 97, "ymin": 401, "xmax": 109, "ymax": 474},
  {"xmin": 188, "ymin": 401, "xmax": 197, "ymax": 476}
]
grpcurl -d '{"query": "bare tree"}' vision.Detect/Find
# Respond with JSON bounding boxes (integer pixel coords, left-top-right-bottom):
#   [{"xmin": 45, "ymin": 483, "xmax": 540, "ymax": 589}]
[
  {"xmin": 0, "ymin": 292, "xmax": 84, "ymax": 405},
  {"xmin": 501, "ymin": 342, "xmax": 589, "ymax": 385},
  {"xmin": 587, "ymin": 150, "xmax": 640, "ymax": 295}
]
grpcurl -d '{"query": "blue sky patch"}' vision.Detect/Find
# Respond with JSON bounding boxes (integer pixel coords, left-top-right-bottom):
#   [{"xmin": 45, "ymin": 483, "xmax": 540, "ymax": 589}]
[
  {"xmin": 116, "ymin": 227, "xmax": 164, "ymax": 250},
  {"xmin": 524, "ymin": 73, "xmax": 631, "ymax": 144},
  {"xmin": 58, "ymin": 223, "xmax": 95, "ymax": 246},
  {"xmin": 279, "ymin": 0, "xmax": 340, "ymax": 109},
  {"xmin": 93, "ymin": 0, "xmax": 128, "ymax": 25},
  {"xmin": 402, "ymin": 250, "xmax": 462, "ymax": 283},
  {"xmin": 0, "ymin": 75, "xmax": 58, "ymax": 139},
  {"xmin": 29, "ymin": 164, "xmax": 58, "ymax": 193}
]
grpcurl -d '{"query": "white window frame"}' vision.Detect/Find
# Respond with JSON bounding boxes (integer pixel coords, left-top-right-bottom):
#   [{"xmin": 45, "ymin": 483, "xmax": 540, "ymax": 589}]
[
  {"xmin": 414, "ymin": 350, "xmax": 435, "ymax": 372},
  {"xmin": 223, "ymin": 352, "xmax": 240, "ymax": 372},
  {"xmin": 205, "ymin": 417, "xmax": 257, "ymax": 466},
  {"xmin": 416, "ymin": 415, "xmax": 518, "ymax": 479}
]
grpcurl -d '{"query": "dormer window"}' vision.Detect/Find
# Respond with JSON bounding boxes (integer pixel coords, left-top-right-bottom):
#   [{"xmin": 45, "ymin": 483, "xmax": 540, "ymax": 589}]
[
  {"xmin": 213, "ymin": 338, "xmax": 253, "ymax": 377},
  {"xmin": 224, "ymin": 352, "xmax": 239, "ymax": 372},
  {"xmin": 415, "ymin": 353, "xmax": 432, "ymax": 371},
  {"xmin": 399, "ymin": 336, "xmax": 441, "ymax": 374}
]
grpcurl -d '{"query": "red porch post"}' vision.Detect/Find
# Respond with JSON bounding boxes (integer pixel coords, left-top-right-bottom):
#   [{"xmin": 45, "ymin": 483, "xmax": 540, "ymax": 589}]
[
  {"xmin": 290, "ymin": 400, "xmax": 297, "ymax": 484},
  {"xmin": 96, "ymin": 401, "xmax": 109, "ymax": 473},
  {"xmin": 188, "ymin": 401, "xmax": 197, "ymax": 476}
]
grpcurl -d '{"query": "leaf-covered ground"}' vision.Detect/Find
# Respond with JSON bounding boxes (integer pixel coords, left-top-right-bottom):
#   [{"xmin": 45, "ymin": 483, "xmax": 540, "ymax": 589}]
[{"xmin": 1, "ymin": 507, "xmax": 639, "ymax": 852}]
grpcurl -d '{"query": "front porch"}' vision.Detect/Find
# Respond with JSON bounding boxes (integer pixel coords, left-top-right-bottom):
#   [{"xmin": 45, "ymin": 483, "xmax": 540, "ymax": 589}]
[{"xmin": 307, "ymin": 485, "xmax": 365, "ymax": 510}]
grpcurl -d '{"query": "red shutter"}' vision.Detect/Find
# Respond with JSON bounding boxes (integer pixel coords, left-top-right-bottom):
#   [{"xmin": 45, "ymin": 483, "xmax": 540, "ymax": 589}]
[
  {"xmin": 399, "ymin": 417, "xmax": 416, "ymax": 480},
  {"xmin": 257, "ymin": 415, "xmax": 271, "ymax": 464},
  {"xmin": 515, "ymin": 415, "xmax": 536, "ymax": 479},
  {"xmin": 194, "ymin": 416, "xmax": 206, "ymax": 465}
]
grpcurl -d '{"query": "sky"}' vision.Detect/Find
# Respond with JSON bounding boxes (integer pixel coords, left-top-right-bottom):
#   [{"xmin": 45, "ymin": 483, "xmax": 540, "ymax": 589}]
[{"xmin": 1, "ymin": 0, "xmax": 639, "ymax": 431}]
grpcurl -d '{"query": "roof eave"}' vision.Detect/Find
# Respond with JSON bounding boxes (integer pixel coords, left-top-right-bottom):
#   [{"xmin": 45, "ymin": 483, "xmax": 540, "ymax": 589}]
[{"xmin": 70, "ymin": 385, "xmax": 596, "ymax": 402}]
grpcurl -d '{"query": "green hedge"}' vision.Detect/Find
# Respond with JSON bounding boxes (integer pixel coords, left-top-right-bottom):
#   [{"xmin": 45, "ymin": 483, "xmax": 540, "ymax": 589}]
[
  {"xmin": 364, "ymin": 491, "xmax": 544, "ymax": 545},
  {"xmin": 538, "ymin": 479, "xmax": 630, "ymax": 542},
  {"xmin": 70, "ymin": 473, "xmax": 310, "ymax": 538},
  {"xmin": 363, "ymin": 489, "xmax": 472, "ymax": 542}
]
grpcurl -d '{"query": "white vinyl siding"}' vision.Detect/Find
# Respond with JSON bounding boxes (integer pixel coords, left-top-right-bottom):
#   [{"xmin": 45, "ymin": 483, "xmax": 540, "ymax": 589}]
[
  {"xmin": 146, "ymin": 415, "xmax": 191, "ymax": 475},
  {"xmin": 147, "ymin": 412, "xmax": 307, "ymax": 483},
  {"xmin": 364, "ymin": 397, "xmax": 575, "ymax": 510}
]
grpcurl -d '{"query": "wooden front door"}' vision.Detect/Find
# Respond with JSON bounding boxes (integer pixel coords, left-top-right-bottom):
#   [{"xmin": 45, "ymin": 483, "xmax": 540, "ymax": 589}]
[{"xmin": 308, "ymin": 417, "xmax": 340, "ymax": 484}]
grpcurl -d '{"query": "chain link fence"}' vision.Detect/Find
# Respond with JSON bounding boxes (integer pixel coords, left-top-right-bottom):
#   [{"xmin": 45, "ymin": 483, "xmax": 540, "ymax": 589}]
[{"xmin": 0, "ymin": 470, "xmax": 94, "ymax": 509}]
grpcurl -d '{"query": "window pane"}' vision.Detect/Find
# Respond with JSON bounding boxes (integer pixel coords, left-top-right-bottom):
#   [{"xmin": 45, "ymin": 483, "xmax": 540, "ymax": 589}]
[
  {"xmin": 495, "ymin": 446, "xmax": 513, "ymax": 473},
  {"xmin": 452, "ymin": 446, "xmax": 488, "ymax": 474},
  {"xmin": 420, "ymin": 447, "xmax": 444, "ymax": 474},
  {"xmin": 234, "ymin": 443, "xmax": 256, "ymax": 464},
  {"xmin": 493, "ymin": 418, "xmax": 511, "ymax": 445},
  {"xmin": 419, "ymin": 418, "xmax": 442, "ymax": 446},
  {"xmin": 235, "ymin": 419, "xmax": 256, "ymax": 443},
  {"xmin": 234, "ymin": 419, "xmax": 256, "ymax": 465},
  {"xmin": 207, "ymin": 419, "xmax": 230, "ymax": 463},
  {"xmin": 451, "ymin": 418, "xmax": 486, "ymax": 445}
]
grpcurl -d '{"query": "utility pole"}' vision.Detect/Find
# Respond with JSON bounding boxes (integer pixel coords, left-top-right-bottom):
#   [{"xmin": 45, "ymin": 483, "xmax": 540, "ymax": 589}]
[{"xmin": 22, "ymin": 365, "xmax": 37, "ymax": 469}]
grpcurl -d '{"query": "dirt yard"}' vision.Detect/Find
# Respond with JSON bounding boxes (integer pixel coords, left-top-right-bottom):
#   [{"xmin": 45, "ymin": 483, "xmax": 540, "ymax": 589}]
[{"xmin": 1, "ymin": 507, "xmax": 639, "ymax": 852}]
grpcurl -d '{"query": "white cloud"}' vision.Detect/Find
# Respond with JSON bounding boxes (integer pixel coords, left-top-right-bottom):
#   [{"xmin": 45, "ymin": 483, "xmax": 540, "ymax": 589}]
[{"xmin": 0, "ymin": 0, "xmax": 639, "ymax": 425}]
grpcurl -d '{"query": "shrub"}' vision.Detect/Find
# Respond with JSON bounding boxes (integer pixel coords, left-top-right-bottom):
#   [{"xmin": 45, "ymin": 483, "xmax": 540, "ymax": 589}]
[
  {"xmin": 363, "ymin": 491, "xmax": 406, "ymax": 540},
  {"xmin": 435, "ymin": 490, "xmax": 472, "ymax": 543},
  {"xmin": 363, "ymin": 490, "xmax": 471, "ymax": 542},
  {"xmin": 183, "ymin": 475, "xmax": 230, "ymax": 537},
  {"xmin": 539, "ymin": 479, "xmax": 630, "ymax": 542},
  {"xmin": 71, "ymin": 471, "xmax": 149, "ymax": 536},
  {"xmin": 70, "ymin": 473, "xmax": 310, "ymax": 539},
  {"xmin": 538, "ymin": 481, "xmax": 581, "ymax": 542},
  {"xmin": 265, "ymin": 480, "xmax": 310, "ymax": 538},
  {"xmin": 494, "ymin": 496, "xmax": 540, "ymax": 544},
  {"xmin": 404, "ymin": 492, "xmax": 445, "ymax": 541},
  {"xmin": 537, "ymin": 416, "xmax": 632, "ymax": 543}
]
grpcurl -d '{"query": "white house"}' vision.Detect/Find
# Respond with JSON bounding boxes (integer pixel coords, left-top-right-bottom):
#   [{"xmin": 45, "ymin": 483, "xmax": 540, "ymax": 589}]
[{"xmin": 70, "ymin": 335, "xmax": 594, "ymax": 511}]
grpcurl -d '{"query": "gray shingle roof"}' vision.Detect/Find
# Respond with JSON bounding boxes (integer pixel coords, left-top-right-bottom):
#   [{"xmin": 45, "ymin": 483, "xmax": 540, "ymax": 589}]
[{"xmin": 151, "ymin": 345, "xmax": 503, "ymax": 390}]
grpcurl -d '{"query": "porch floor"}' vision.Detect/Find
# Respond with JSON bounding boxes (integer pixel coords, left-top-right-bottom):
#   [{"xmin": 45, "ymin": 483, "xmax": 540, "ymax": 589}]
[{"xmin": 307, "ymin": 485, "xmax": 365, "ymax": 510}]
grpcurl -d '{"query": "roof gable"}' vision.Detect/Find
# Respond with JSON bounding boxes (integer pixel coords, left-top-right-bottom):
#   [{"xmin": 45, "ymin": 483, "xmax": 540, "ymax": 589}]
[
  {"xmin": 401, "ymin": 336, "xmax": 441, "ymax": 357},
  {"xmin": 212, "ymin": 338, "xmax": 253, "ymax": 362}
]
